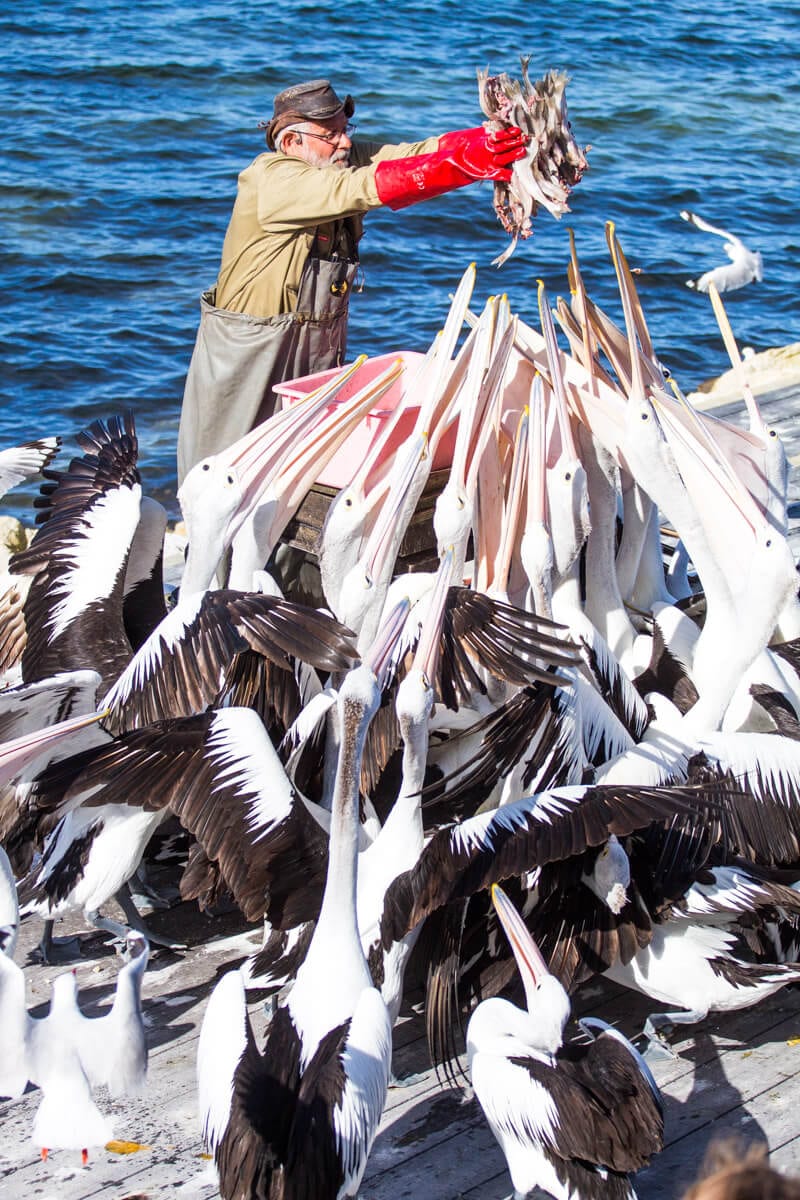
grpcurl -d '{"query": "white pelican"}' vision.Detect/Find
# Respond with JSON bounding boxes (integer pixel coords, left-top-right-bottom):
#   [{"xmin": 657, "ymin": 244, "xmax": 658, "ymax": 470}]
[
  {"xmin": 317, "ymin": 261, "xmax": 477, "ymax": 615},
  {"xmin": 467, "ymin": 884, "xmax": 663, "ymax": 1200},
  {"xmin": 197, "ymin": 608, "xmax": 401, "ymax": 1200},
  {"xmin": 680, "ymin": 209, "xmax": 764, "ymax": 293}
]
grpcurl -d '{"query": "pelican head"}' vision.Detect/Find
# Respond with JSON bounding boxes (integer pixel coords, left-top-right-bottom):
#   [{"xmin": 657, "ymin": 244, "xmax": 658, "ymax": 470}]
[
  {"xmin": 491, "ymin": 884, "xmax": 571, "ymax": 1055},
  {"xmin": 583, "ymin": 834, "xmax": 630, "ymax": 914}
]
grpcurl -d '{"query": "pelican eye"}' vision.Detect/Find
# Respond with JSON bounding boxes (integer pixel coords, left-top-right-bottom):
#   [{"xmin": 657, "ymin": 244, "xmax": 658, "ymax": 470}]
[
  {"xmin": 226, "ymin": 474, "xmax": 235, "ymax": 485},
  {"xmin": 641, "ymin": 412, "xmax": 648, "ymax": 421},
  {"xmin": 202, "ymin": 463, "xmax": 210, "ymax": 471},
  {"xmin": 345, "ymin": 497, "xmax": 353, "ymax": 507},
  {"xmin": 565, "ymin": 471, "xmax": 572, "ymax": 481}
]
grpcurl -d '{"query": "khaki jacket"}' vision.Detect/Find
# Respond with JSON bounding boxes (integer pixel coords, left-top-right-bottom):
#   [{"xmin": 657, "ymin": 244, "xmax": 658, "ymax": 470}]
[{"xmin": 214, "ymin": 136, "xmax": 440, "ymax": 316}]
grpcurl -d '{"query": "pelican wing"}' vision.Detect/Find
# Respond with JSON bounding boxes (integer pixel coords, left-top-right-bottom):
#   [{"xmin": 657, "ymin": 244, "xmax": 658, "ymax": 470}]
[
  {"xmin": 527, "ymin": 1031, "xmax": 663, "ymax": 1170},
  {"xmin": 381, "ymin": 782, "xmax": 719, "ymax": 946},
  {"xmin": 198, "ymin": 970, "xmax": 251, "ymax": 1155},
  {"xmin": 207, "ymin": 986, "xmax": 303, "ymax": 1199},
  {"xmin": 11, "ymin": 414, "xmax": 139, "ymax": 576},
  {"xmin": 421, "ymin": 685, "xmax": 562, "ymax": 815},
  {"xmin": 442, "ymin": 588, "xmax": 578, "ymax": 706},
  {"xmin": 531, "ymin": 869, "xmax": 653, "ymax": 991},
  {"xmin": 27, "ymin": 708, "xmax": 330, "ymax": 925},
  {"xmin": 0, "ymin": 437, "xmax": 60, "ymax": 501},
  {"xmin": 578, "ymin": 631, "xmax": 651, "ymax": 745},
  {"xmin": 102, "ymin": 591, "xmax": 358, "ymax": 732},
  {"xmin": 292, "ymin": 989, "xmax": 391, "ymax": 1198},
  {"xmin": 689, "ymin": 740, "xmax": 800, "ymax": 866}
]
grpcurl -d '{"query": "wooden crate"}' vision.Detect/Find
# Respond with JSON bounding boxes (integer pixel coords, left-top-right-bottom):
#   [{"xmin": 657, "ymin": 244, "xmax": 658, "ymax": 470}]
[{"xmin": 281, "ymin": 468, "xmax": 449, "ymax": 574}]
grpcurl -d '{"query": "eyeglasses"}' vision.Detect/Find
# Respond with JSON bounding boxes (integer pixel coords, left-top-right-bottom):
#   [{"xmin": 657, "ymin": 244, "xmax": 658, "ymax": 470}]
[{"xmin": 300, "ymin": 122, "xmax": 357, "ymax": 145}]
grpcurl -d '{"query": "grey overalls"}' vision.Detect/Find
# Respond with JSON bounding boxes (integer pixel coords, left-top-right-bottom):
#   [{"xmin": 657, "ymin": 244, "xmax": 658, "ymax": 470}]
[{"xmin": 176, "ymin": 219, "xmax": 360, "ymax": 486}]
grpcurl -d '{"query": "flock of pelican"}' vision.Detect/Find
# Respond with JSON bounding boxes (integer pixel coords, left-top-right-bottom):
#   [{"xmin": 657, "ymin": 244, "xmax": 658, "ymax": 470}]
[{"xmin": 0, "ymin": 221, "xmax": 798, "ymax": 1200}]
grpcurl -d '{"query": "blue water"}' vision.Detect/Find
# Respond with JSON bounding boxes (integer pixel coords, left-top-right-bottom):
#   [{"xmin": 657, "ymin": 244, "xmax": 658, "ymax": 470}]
[{"xmin": 1, "ymin": 0, "xmax": 798, "ymax": 521}]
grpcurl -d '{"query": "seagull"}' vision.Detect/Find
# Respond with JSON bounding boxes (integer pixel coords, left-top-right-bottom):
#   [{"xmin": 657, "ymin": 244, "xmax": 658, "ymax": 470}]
[
  {"xmin": 0, "ymin": 930, "xmax": 149, "ymax": 1163},
  {"xmin": 680, "ymin": 209, "xmax": 764, "ymax": 294}
]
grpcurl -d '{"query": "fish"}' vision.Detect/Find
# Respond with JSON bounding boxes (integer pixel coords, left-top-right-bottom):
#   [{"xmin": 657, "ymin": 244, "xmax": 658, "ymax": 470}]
[{"xmin": 478, "ymin": 56, "xmax": 590, "ymax": 266}]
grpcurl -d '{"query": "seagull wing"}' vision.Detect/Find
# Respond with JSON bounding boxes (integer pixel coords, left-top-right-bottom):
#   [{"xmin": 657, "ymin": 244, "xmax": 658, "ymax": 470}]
[{"xmin": 0, "ymin": 948, "xmax": 30, "ymax": 1099}]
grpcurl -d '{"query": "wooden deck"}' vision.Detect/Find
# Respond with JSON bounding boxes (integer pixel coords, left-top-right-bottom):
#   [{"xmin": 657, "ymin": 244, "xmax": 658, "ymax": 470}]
[
  {"xmin": 3, "ymin": 349, "xmax": 800, "ymax": 1197},
  {"xmin": 2, "ymin": 899, "xmax": 799, "ymax": 1200}
]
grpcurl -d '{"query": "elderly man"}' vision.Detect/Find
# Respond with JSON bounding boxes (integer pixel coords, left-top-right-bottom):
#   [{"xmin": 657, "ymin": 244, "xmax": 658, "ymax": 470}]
[{"xmin": 177, "ymin": 79, "xmax": 525, "ymax": 482}]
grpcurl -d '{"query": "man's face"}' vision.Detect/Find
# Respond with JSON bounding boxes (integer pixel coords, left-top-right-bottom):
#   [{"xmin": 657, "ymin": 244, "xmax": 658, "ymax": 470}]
[{"xmin": 290, "ymin": 115, "xmax": 353, "ymax": 169}]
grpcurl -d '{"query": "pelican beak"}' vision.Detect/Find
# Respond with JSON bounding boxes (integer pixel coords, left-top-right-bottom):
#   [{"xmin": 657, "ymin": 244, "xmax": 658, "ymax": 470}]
[
  {"xmin": 493, "ymin": 407, "xmax": 529, "ymax": 595},
  {"xmin": 412, "ymin": 546, "xmax": 455, "ymax": 684},
  {"xmin": 227, "ymin": 356, "xmax": 404, "ymax": 544},
  {"xmin": 362, "ymin": 433, "xmax": 429, "ymax": 584},
  {"xmin": 365, "ymin": 596, "xmax": 412, "ymax": 688},
  {"xmin": 491, "ymin": 883, "xmax": 550, "ymax": 991},
  {"xmin": 0, "ymin": 709, "xmax": 109, "ymax": 788},
  {"xmin": 538, "ymin": 280, "xmax": 578, "ymax": 463}
]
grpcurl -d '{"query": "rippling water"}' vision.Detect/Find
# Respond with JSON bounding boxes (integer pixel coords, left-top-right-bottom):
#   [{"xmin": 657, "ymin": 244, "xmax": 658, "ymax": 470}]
[{"xmin": 1, "ymin": 0, "xmax": 797, "ymax": 520}]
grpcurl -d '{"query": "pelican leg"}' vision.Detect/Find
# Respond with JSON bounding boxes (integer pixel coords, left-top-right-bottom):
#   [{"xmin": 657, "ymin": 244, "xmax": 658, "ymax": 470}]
[
  {"xmin": 642, "ymin": 1008, "xmax": 706, "ymax": 1060},
  {"xmin": 36, "ymin": 919, "xmax": 84, "ymax": 964},
  {"xmin": 128, "ymin": 861, "xmax": 180, "ymax": 911},
  {"xmin": 388, "ymin": 1066, "xmax": 431, "ymax": 1089},
  {"xmin": 85, "ymin": 887, "xmax": 186, "ymax": 951}
]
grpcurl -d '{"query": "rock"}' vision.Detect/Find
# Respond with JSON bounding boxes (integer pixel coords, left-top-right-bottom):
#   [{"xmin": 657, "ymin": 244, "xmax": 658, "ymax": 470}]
[
  {"xmin": 689, "ymin": 342, "xmax": 800, "ymax": 409},
  {"xmin": 0, "ymin": 517, "xmax": 30, "ymax": 574},
  {"xmin": 163, "ymin": 523, "xmax": 188, "ymax": 590}
]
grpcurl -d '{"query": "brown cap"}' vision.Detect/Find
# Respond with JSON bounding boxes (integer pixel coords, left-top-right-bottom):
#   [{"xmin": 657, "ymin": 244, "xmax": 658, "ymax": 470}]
[{"xmin": 265, "ymin": 79, "xmax": 355, "ymax": 150}]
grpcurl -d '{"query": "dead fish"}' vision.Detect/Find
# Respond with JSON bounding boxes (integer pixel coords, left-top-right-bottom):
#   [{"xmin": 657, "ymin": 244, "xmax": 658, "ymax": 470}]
[{"xmin": 478, "ymin": 56, "xmax": 590, "ymax": 266}]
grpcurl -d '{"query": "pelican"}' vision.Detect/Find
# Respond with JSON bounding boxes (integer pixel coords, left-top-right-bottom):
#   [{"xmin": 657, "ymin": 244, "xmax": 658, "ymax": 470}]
[
  {"xmin": 196, "ymin": 606, "xmax": 402, "ymax": 1200},
  {"xmin": 10, "ymin": 413, "xmax": 142, "ymax": 692},
  {"xmin": 680, "ymin": 209, "xmax": 764, "ymax": 293},
  {"xmin": 467, "ymin": 884, "xmax": 663, "ymax": 1200},
  {"xmin": 317, "ymin": 261, "xmax": 477, "ymax": 615}
]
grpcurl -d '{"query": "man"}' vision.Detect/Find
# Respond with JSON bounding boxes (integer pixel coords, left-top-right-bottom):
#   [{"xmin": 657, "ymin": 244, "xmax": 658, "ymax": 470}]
[{"xmin": 177, "ymin": 78, "xmax": 525, "ymax": 482}]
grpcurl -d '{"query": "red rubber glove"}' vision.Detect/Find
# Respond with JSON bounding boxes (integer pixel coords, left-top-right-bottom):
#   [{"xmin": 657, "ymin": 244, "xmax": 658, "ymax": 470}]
[{"xmin": 374, "ymin": 125, "xmax": 527, "ymax": 211}]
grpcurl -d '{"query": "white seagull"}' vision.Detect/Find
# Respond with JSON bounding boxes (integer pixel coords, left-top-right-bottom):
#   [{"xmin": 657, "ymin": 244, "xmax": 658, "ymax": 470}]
[
  {"xmin": 680, "ymin": 209, "xmax": 764, "ymax": 294},
  {"xmin": 0, "ymin": 930, "xmax": 149, "ymax": 1163}
]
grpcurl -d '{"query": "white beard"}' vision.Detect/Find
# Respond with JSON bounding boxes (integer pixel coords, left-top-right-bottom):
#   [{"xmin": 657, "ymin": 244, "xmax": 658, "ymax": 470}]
[{"xmin": 306, "ymin": 147, "xmax": 350, "ymax": 170}]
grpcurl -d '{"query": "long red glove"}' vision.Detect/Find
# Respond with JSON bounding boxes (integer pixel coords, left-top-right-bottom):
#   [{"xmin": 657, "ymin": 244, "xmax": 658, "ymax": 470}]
[{"xmin": 374, "ymin": 126, "xmax": 527, "ymax": 211}]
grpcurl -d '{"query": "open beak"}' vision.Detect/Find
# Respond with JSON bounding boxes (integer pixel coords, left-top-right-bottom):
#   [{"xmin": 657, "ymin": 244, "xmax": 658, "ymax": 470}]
[{"xmin": 228, "ymin": 356, "xmax": 405, "ymax": 546}]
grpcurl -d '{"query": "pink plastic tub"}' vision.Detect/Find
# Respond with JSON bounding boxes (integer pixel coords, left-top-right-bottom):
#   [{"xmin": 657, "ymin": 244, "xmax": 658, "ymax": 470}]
[{"xmin": 274, "ymin": 351, "xmax": 456, "ymax": 488}]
